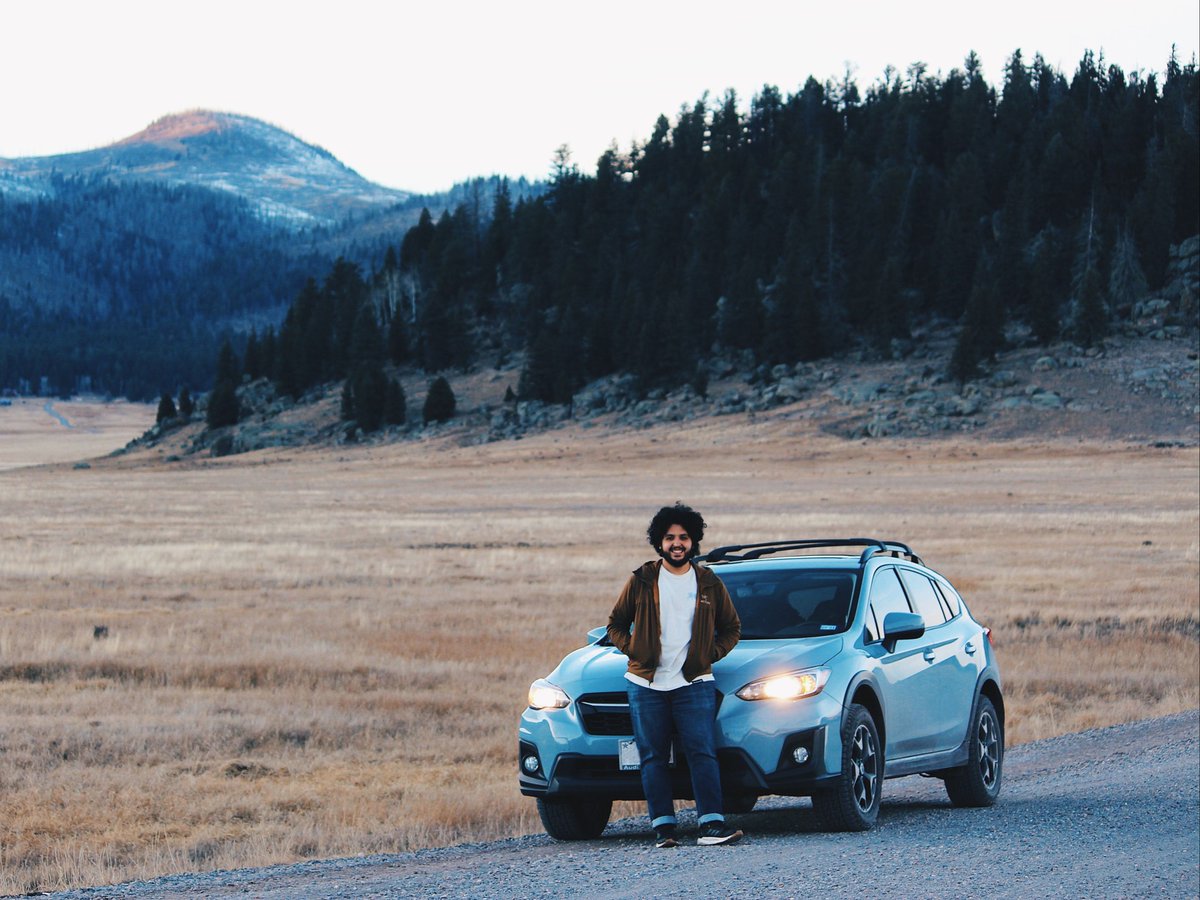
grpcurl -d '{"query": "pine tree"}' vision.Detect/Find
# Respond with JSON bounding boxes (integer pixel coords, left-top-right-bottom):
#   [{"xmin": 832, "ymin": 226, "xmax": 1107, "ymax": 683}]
[
  {"xmin": 1069, "ymin": 198, "xmax": 1110, "ymax": 346},
  {"xmin": 206, "ymin": 340, "xmax": 241, "ymax": 429},
  {"xmin": 206, "ymin": 381, "xmax": 239, "ymax": 429},
  {"xmin": 423, "ymin": 376, "xmax": 456, "ymax": 424},
  {"xmin": 156, "ymin": 392, "xmax": 177, "ymax": 424},
  {"xmin": 350, "ymin": 363, "xmax": 388, "ymax": 432},
  {"xmin": 949, "ymin": 257, "xmax": 1005, "ymax": 383},
  {"xmin": 1071, "ymin": 264, "xmax": 1108, "ymax": 346},
  {"xmin": 387, "ymin": 313, "xmax": 409, "ymax": 365},
  {"xmin": 1108, "ymin": 225, "xmax": 1148, "ymax": 314},
  {"xmin": 349, "ymin": 304, "xmax": 385, "ymax": 367},
  {"xmin": 1028, "ymin": 227, "xmax": 1066, "ymax": 344},
  {"xmin": 384, "ymin": 378, "xmax": 407, "ymax": 426},
  {"xmin": 178, "ymin": 387, "xmax": 194, "ymax": 418},
  {"xmin": 243, "ymin": 330, "xmax": 261, "ymax": 380}
]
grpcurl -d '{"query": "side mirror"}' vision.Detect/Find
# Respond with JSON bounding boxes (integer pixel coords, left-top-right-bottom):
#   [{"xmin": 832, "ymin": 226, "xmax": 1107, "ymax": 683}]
[
  {"xmin": 586, "ymin": 625, "xmax": 608, "ymax": 645},
  {"xmin": 881, "ymin": 611, "xmax": 925, "ymax": 653}
]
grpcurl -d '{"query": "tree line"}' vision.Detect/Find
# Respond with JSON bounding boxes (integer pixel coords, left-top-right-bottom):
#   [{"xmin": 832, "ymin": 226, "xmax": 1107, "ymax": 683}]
[{"xmin": 213, "ymin": 48, "xmax": 1198, "ymax": 422}]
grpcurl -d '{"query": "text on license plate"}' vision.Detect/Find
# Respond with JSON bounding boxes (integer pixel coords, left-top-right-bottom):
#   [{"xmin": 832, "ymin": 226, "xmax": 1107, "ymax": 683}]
[{"xmin": 618, "ymin": 739, "xmax": 675, "ymax": 770}]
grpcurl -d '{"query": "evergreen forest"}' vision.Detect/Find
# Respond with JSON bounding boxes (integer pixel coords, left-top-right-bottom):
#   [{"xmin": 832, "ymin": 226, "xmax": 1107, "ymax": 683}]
[
  {"xmin": 0, "ymin": 175, "xmax": 323, "ymax": 399},
  {"xmin": 239, "ymin": 49, "xmax": 1198, "ymax": 424}
]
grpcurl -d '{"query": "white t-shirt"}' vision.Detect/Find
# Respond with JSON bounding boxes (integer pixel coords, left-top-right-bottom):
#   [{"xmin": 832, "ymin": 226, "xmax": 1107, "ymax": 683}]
[{"xmin": 625, "ymin": 565, "xmax": 714, "ymax": 691}]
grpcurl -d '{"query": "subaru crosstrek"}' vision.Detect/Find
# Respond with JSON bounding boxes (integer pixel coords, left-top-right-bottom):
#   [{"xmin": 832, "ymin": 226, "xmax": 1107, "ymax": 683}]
[{"xmin": 518, "ymin": 539, "xmax": 1003, "ymax": 838}]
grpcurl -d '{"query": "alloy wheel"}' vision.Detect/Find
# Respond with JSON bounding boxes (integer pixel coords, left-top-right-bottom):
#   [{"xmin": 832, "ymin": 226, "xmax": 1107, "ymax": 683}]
[
  {"xmin": 850, "ymin": 723, "xmax": 878, "ymax": 811},
  {"xmin": 977, "ymin": 710, "xmax": 1000, "ymax": 788}
]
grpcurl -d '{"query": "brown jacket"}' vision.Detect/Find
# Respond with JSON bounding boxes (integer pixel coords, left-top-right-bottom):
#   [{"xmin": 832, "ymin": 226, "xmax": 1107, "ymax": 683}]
[{"xmin": 606, "ymin": 560, "xmax": 741, "ymax": 684}]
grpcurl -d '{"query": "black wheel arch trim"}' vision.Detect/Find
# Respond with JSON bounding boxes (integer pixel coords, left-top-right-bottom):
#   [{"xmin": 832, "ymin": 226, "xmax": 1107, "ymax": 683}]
[
  {"xmin": 954, "ymin": 667, "xmax": 1005, "ymax": 758},
  {"xmin": 975, "ymin": 666, "xmax": 1005, "ymax": 727},
  {"xmin": 840, "ymin": 671, "xmax": 887, "ymax": 752}
]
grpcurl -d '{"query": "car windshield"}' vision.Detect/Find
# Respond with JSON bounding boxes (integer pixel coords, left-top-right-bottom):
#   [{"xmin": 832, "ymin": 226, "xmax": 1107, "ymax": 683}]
[{"xmin": 718, "ymin": 568, "xmax": 858, "ymax": 639}]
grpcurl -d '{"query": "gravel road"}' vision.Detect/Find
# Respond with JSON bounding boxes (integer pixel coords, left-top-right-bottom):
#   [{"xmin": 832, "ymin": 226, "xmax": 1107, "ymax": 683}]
[{"xmin": 43, "ymin": 710, "xmax": 1199, "ymax": 900}]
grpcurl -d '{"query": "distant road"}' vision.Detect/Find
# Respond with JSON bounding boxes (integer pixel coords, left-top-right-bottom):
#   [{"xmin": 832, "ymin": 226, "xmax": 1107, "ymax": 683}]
[
  {"xmin": 43, "ymin": 400, "xmax": 73, "ymax": 428},
  {"xmin": 46, "ymin": 711, "xmax": 1199, "ymax": 899}
]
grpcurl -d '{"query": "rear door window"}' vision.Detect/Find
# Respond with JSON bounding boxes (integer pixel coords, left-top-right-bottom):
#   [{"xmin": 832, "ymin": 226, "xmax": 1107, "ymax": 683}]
[
  {"xmin": 932, "ymin": 580, "xmax": 961, "ymax": 619},
  {"xmin": 899, "ymin": 569, "xmax": 948, "ymax": 627},
  {"xmin": 866, "ymin": 567, "xmax": 911, "ymax": 642}
]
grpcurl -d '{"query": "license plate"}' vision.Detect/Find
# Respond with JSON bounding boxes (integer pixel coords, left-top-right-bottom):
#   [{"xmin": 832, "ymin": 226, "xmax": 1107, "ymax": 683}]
[
  {"xmin": 618, "ymin": 739, "xmax": 641, "ymax": 770},
  {"xmin": 618, "ymin": 739, "xmax": 675, "ymax": 770}
]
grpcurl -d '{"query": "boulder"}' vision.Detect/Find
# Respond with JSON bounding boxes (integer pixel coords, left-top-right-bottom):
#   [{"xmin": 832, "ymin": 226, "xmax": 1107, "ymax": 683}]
[
  {"xmin": 945, "ymin": 396, "xmax": 981, "ymax": 417},
  {"xmin": 1029, "ymin": 391, "xmax": 1065, "ymax": 409},
  {"xmin": 1175, "ymin": 234, "xmax": 1200, "ymax": 260},
  {"xmin": 865, "ymin": 414, "xmax": 898, "ymax": 438},
  {"xmin": 904, "ymin": 389, "xmax": 939, "ymax": 407},
  {"xmin": 836, "ymin": 381, "xmax": 888, "ymax": 404},
  {"xmin": 773, "ymin": 377, "xmax": 806, "ymax": 402}
]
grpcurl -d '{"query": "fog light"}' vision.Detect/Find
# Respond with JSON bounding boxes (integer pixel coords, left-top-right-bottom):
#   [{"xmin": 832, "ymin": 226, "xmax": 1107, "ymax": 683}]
[
  {"xmin": 792, "ymin": 747, "xmax": 810, "ymax": 765},
  {"xmin": 523, "ymin": 755, "xmax": 541, "ymax": 773}
]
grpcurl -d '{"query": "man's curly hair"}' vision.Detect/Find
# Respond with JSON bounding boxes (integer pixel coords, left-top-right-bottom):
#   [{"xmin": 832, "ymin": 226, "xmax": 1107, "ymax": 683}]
[{"xmin": 646, "ymin": 503, "xmax": 707, "ymax": 558}]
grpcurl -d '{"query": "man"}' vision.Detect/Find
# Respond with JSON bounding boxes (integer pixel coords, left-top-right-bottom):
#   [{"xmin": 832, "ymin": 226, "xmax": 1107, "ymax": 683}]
[{"xmin": 606, "ymin": 502, "xmax": 743, "ymax": 848}]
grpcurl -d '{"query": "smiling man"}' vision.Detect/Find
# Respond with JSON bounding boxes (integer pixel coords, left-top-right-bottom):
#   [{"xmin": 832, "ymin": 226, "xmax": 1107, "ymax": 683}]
[{"xmin": 606, "ymin": 502, "xmax": 743, "ymax": 847}]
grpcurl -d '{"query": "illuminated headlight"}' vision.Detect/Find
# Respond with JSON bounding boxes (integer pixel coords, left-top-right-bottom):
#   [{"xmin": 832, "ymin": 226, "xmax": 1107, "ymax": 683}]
[
  {"xmin": 736, "ymin": 668, "xmax": 830, "ymax": 702},
  {"xmin": 527, "ymin": 679, "xmax": 570, "ymax": 710}
]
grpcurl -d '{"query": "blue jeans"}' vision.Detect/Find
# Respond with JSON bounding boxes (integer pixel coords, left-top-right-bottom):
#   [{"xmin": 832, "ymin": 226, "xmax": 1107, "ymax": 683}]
[{"xmin": 626, "ymin": 679, "xmax": 725, "ymax": 828}]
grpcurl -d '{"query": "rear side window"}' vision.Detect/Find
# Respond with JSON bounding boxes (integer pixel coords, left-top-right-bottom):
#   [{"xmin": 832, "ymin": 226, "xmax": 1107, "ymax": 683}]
[
  {"xmin": 899, "ymin": 569, "xmax": 948, "ymax": 627},
  {"xmin": 932, "ymin": 580, "xmax": 962, "ymax": 619},
  {"xmin": 865, "ymin": 567, "xmax": 911, "ymax": 641}
]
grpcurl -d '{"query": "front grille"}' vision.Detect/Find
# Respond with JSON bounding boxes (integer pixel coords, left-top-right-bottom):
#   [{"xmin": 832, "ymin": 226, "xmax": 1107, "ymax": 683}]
[
  {"xmin": 576, "ymin": 689, "xmax": 725, "ymax": 735},
  {"xmin": 577, "ymin": 692, "xmax": 632, "ymax": 735}
]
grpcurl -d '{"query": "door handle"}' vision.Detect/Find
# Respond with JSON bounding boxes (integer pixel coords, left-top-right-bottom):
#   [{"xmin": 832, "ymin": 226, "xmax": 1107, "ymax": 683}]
[
  {"xmin": 922, "ymin": 649, "xmax": 936, "ymax": 663},
  {"xmin": 964, "ymin": 641, "xmax": 977, "ymax": 655}
]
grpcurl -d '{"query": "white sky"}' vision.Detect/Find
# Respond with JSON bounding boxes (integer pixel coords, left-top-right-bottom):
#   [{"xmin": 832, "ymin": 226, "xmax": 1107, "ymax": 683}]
[{"xmin": 2, "ymin": 0, "xmax": 1197, "ymax": 194}]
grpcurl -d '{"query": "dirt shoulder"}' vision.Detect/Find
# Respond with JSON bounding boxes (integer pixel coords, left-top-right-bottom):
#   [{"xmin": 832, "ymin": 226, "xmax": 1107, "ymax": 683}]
[{"xmin": 42, "ymin": 711, "xmax": 1200, "ymax": 900}]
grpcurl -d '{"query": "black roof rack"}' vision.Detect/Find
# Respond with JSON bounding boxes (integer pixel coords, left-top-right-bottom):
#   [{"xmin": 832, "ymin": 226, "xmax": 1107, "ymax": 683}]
[{"xmin": 698, "ymin": 538, "xmax": 922, "ymax": 566}]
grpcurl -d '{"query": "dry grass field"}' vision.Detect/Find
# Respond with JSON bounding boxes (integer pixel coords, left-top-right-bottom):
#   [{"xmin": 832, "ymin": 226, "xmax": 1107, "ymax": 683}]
[
  {"xmin": 0, "ymin": 397, "xmax": 154, "ymax": 472},
  {"xmin": 0, "ymin": 408, "xmax": 1197, "ymax": 893}
]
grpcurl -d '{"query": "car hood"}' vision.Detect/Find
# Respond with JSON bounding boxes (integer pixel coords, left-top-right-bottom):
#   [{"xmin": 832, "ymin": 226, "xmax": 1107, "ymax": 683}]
[{"xmin": 546, "ymin": 636, "xmax": 844, "ymax": 697}]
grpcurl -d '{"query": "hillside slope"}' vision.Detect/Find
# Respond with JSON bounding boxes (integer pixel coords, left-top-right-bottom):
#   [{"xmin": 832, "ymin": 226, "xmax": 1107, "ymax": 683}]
[{"xmin": 130, "ymin": 326, "xmax": 1199, "ymax": 461}]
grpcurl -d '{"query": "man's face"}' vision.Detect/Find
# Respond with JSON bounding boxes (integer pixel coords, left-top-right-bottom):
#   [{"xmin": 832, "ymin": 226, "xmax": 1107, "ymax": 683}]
[{"xmin": 659, "ymin": 524, "xmax": 693, "ymax": 569}]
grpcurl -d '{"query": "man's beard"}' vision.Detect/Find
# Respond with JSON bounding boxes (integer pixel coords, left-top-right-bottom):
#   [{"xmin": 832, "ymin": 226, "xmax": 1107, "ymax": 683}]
[{"xmin": 658, "ymin": 545, "xmax": 695, "ymax": 566}]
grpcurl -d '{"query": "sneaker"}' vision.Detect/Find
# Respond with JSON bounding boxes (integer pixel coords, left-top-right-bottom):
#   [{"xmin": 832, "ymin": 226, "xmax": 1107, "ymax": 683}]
[
  {"xmin": 696, "ymin": 821, "xmax": 744, "ymax": 846},
  {"xmin": 654, "ymin": 824, "xmax": 679, "ymax": 848}
]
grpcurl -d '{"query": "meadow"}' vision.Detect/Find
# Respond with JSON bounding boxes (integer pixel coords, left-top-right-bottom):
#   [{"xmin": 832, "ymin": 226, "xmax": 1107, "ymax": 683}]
[{"xmin": 1, "ymin": 411, "xmax": 1196, "ymax": 892}]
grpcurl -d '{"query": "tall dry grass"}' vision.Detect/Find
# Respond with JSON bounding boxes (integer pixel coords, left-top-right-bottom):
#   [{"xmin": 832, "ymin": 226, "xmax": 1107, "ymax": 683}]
[{"xmin": 0, "ymin": 419, "xmax": 1196, "ymax": 893}]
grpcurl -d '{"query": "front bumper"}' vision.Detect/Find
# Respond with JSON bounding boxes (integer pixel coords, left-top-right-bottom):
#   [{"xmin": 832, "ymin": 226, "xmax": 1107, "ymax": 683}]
[{"xmin": 519, "ymin": 687, "xmax": 845, "ymax": 799}]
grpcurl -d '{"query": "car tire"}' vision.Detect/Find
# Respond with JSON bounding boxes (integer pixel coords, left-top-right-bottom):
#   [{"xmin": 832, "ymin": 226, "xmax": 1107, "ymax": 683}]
[
  {"xmin": 535, "ymin": 796, "xmax": 612, "ymax": 840},
  {"xmin": 811, "ymin": 703, "xmax": 882, "ymax": 832},
  {"xmin": 944, "ymin": 695, "xmax": 1003, "ymax": 807},
  {"xmin": 722, "ymin": 791, "xmax": 758, "ymax": 814}
]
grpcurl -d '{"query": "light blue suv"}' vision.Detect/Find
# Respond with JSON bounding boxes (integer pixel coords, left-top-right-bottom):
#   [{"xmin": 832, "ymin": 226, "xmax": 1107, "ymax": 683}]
[{"xmin": 519, "ymin": 539, "xmax": 1004, "ymax": 838}]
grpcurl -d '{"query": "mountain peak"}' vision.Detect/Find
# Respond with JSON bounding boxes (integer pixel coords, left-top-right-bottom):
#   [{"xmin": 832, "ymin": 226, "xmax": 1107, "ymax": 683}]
[
  {"xmin": 5, "ymin": 110, "xmax": 408, "ymax": 226},
  {"xmin": 116, "ymin": 110, "xmax": 234, "ymax": 148}
]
